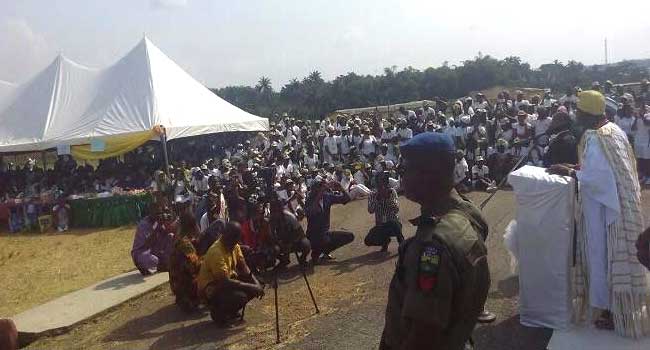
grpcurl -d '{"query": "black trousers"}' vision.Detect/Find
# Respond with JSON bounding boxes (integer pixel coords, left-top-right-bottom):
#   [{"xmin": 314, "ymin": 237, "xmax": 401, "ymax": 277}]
[
  {"xmin": 310, "ymin": 230, "xmax": 354, "ymax": 261},
  {"xmin": 364, "ymin": 221, "xmax": 404, "ymax": 247},
  {"xmin": 206, "ymin": 277, "xmax": 256, "ymax": 322},
  {"xmin": 279, "ymin": 237, "xmax": 312, "ymax": 265}
]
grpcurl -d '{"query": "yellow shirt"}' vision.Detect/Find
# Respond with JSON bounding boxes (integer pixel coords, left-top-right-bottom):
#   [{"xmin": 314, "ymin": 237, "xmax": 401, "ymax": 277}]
[{"xmin": 196, "ymin": 239, "xmax": 244, "ymax": 294}]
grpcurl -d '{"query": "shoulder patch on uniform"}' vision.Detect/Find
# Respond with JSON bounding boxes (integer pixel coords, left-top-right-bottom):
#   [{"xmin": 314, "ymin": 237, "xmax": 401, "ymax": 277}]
[{"xmin": 418, "ymin": 244, "xmax": 442, "ymax": 291}]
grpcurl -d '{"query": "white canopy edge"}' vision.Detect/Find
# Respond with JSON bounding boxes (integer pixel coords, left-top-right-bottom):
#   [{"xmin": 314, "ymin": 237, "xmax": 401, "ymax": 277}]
[{"xmin": 0, "ymin": 37, "xmax": 268, "ymax": 153}]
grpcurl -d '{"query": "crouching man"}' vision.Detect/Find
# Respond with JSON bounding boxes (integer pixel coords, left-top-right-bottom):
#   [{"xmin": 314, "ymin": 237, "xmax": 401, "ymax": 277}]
[
  {"xmin": 196, "ymin": 222, "xmax": 265, "ymax": 325},
  {"xmin": 270, "ymin": 198, "xmax": 311, "ymax": 267},
  {"xmin": 364, "ymin": 172, "xmax": 403, "ymax": 252}
]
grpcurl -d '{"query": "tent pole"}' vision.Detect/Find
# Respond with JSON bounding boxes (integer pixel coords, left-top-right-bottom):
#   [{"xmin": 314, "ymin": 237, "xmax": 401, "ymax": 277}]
[
  {"xmin": 160, "ymin": 126, "xmax": 171, "ymax": 177},
  {"xmin": 42, "ymin": 151, "xmax": 47, "ymax": 170}
]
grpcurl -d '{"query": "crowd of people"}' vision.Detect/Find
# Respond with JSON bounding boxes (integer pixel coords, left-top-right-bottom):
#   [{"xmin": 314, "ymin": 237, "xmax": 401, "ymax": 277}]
[
  {"xmin": 2, "ymin": 79, "xmax": 650, "ymax": 329},
  {"xmin": 122, "ymin": 79, "xmax": 649, "ymax": 327}
]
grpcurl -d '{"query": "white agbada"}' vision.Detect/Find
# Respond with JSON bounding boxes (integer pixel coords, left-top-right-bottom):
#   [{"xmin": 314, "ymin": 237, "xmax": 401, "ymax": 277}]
[
  {"xmin": 633, "ymin": 116, "xmax": 650, "ymax": 160},
  {"xmin": 573, "ymin": 121, "xmax": 650, "ymax": 338},
  {"xmin": 576, "ymin": 133, "xmax": 620, "ymax": 310}
]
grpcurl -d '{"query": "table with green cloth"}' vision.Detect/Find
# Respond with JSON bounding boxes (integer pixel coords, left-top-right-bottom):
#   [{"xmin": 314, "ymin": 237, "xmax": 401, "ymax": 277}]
[{"xmin": 70, "ymin": 193, "xmax": 153, "ymax": 228}]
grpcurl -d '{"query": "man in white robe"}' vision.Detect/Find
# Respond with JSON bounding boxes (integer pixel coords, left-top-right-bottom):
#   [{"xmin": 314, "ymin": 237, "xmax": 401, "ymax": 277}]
[{"xmin": 549, "ymin": 90, "xmax": 650, "ymax": 338}]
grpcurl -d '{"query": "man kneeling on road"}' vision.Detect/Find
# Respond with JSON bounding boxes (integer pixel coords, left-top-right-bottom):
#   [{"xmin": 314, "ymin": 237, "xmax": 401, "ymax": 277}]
[{"xmin": 197, "ymin": 222, "xmax": 264, "ymax": 325}]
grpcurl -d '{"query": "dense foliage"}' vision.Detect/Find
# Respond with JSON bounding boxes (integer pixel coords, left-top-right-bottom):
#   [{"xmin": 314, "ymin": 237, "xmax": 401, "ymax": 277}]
[{"xmin": 211, "ymin": 54, "xmax": 650, "ymax": 119}]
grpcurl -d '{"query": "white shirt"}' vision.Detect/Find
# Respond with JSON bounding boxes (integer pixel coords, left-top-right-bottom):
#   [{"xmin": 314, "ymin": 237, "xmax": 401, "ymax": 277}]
[
  {"xmin": 633, "ymin": 117, "xmax": 650, "ymax": 159},
  {"xmin": 473, "ymin": 101, "xmax": 490, "ymax": 111},
  {"xmin": 352, "ymin": 135, "xmax": 363, "ymax": 148},
  {"xmin": 614, "ymin": 115, "xmax": 635, "ymax": 137},
  {"xmin": 454, "ymin": 158, "xmax": 469, "ymax": 184},
  {"xmin": 323, "ymin": 135, "xmax": 339, "ymax": 154},
  {"xmin": 385, "ymin": 144, "xmax": 399, "ymax": 163},
  {"xmin": 338, "ymin": 135, "xmax": 352, "ymax": 154},
  {"xmin": 381, "ymin": 130, "xmax": 397, "ymax": 142},
  {"xmin": 360, "ymin": 137, "xmax": 377, "ymax": 156},
  {"xmin": 559, "ymin": 95, "xmax": 578, "ymax": 104},
  {"xmin": 353, "ymin": 170, "xmax": 367, "ymax": 186},
  {"xmin": 304, "ymin": 153, "xmax": 319, "ymax": 169},
  {"xmin": 190, "ymin": 177, "xmax": 209, "ymax": 192},
  {"xmin": 498, "ymin": 129, "xmax": 514, "ymax": 142},
  {"xmin": 173, "ymin": 180, "xmax": 186, "ymax": 195},
  {"xmin": 407, "ymin": 110, "xmax": 417, "ymax": 119},
  {"xmin": 276, "ymin": 189, "xmax": 289, "ymax": 201},
  {"xmin": 533, "ymin": 118, "xmax": 551, "ymax": 136},
  {"xmin": 466, "ymin": 125, "xmax": 487, "ymax": 141},
  {"xmin": 513, "ymin": 123, "xmax": 532, "ymax": 138},
  {"xmin": 397, "ymin": 128, "xmax": 413, "ymax": 140},
  {"xmin": 471, "ymin": 164, "xmax": 489, "ymax": 178}
]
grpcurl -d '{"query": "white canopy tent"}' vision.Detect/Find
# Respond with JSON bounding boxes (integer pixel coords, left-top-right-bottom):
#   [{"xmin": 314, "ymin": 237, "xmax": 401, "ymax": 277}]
[{"xmin": 0, "ymin": 37, "xmax": 268, "ymax": 154}]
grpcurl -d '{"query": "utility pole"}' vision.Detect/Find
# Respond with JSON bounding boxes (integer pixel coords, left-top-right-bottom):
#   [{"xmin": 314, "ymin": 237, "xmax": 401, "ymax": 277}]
[{"xmin": 604, "ymin": 38, "xmax": 608, "ymax": 65}]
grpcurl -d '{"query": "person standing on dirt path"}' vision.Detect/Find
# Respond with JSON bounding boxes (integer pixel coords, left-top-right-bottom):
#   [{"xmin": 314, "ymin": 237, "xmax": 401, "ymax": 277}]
[{"xmin": 380, "ymin": 132, "xmax": 491, "ymax": 350}]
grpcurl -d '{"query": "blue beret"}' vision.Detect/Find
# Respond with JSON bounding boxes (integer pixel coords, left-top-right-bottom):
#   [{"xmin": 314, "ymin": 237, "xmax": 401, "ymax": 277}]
[{"xmin": 400, "ymin": 132, "xmax": 455, "ymax": 154}]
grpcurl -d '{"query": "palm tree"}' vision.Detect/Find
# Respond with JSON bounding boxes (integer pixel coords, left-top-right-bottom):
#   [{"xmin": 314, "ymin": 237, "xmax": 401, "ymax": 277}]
[
  {"xmin": 255, "ymin": 76, "xmax": 272, "ymax": 94},
  {"xmin": 306, "ymin": 71, "xmax": 323, "ymax": 84}
]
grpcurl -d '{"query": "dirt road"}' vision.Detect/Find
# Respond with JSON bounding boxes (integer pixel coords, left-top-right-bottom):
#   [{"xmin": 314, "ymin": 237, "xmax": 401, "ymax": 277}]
[{"xmin": 30, "ymin": 189, "xmax": 648, "ymax": 350}]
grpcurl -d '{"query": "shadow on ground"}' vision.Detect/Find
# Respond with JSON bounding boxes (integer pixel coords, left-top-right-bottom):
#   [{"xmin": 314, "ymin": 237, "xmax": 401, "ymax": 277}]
[
  {"xmin": 474, "ymin": 314, "xmax": 552, "ymax": 350},
  {"xmin": 102, "ymin": 301, "xmax": 264, "ymax": 350},
  {"xmin": 489, "ymin": 275, "xmax": 518, "ymax": 299},
  {"xmin": 94, "ymin": 272, "xmax": 145, "ymax": 290},
  {"xmin": 330, "ymin": 250, "xmax": 397, "ymax": 276}
]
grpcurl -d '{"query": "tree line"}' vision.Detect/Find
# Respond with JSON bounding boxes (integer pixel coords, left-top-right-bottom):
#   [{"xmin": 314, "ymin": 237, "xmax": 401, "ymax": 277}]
[{"xmin": 211, "ymin": 54, "xmax": 649, "ymax": 119}]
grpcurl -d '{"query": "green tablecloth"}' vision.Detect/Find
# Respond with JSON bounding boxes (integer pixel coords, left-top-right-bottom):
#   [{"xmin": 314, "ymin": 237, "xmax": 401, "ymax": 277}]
[{"xmin": 70, "ymin": 194, "xmax": 152, "ymax": 228}]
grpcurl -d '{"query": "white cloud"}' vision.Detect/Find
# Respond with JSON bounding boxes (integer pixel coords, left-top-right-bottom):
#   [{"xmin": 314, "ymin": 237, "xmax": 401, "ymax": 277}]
[
  {"xmin": 0, "ymin": 18, "xmax": 53, "ymax": 83},
  {"xmin": 150, "ymin": 0, "xmax": 188, "ymax": 9}
]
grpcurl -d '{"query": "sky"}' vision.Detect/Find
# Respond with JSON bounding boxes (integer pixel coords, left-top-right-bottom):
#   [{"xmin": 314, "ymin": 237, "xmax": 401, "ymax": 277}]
[{"xmin": 1, "ymin": 0, "xmax": 650, "ymax": 89}]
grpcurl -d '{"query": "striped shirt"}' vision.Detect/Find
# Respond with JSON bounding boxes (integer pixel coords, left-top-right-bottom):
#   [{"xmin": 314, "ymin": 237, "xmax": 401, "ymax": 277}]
[{"xmin": 368, "ymin": 188, "xmax": 399, "ymax": 224}]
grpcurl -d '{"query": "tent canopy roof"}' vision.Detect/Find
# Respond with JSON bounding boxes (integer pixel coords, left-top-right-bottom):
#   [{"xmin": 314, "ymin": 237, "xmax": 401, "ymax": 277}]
[{"xmin": 0, "ymin": 37, "xmax": 268, "ymax": 153}]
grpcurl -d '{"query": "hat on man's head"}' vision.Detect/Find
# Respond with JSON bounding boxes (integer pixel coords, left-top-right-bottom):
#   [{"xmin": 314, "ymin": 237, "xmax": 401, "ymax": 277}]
[
  {"xmin": 577, "ymin": 90, "xmax": 605, "ymax": 116},
  {"xmin": 400, "ymin": 132, "xmax": 455, "ymax": 155}
]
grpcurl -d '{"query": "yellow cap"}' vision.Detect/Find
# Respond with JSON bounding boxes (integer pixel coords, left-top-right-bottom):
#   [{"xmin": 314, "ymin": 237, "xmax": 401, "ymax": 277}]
[{"xmin": 577, "ymin": 90, "xmax": 605, "ymax": 116}]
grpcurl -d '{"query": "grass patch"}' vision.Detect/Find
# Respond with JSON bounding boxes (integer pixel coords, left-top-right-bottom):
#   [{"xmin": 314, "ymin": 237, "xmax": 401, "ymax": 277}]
[{"xmin": 0, "ymin": 226, "xmax": 136, "ymax": 317}]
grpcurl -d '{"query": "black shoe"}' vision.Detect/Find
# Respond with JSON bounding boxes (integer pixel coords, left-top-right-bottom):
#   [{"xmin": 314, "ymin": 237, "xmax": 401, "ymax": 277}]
[
  {"xmin": 321, "ymin": 253, "xmax": 335, "ymax": 261},
  {"xmin": 210, "ymin": 309, "xmax": 226, "ymax": 326}
]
